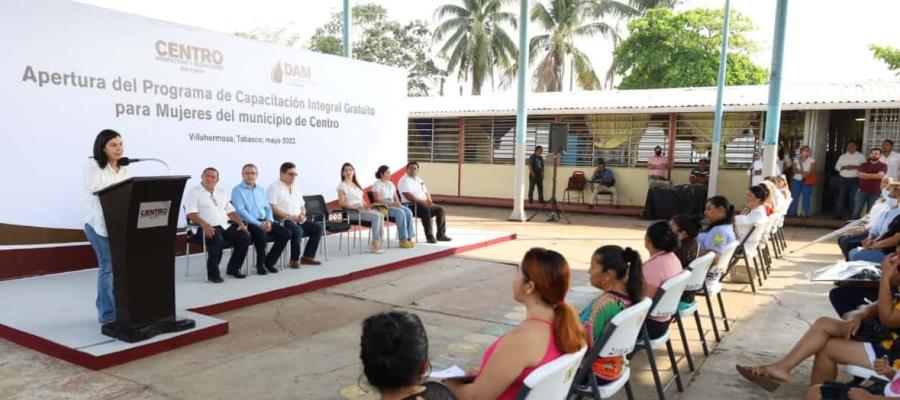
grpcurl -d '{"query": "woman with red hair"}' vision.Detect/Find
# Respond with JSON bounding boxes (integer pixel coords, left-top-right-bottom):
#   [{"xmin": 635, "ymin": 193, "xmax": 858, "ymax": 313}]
[{"xmin": 445, "ymin": 248, "xmax": 586, "ymax": 400}]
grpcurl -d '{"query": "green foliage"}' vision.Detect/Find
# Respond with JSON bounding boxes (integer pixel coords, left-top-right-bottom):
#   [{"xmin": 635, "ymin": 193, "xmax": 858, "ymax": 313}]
[
  {"xmin": 234, "ymin": 25, "xmax": 303, "ymax": 47},
  {"xmin": 615, "ymin": 7, "xmax": 768, "ymax": 89},
  {"xmin": 307, "ymin": 4, "xmax": 446, "ymax": 96},
  {"xmin": 870, "ymin": 44, "xmax": 900, "ymax": 75},
  {"xmin": 433, "ymin": 0, "xmax": 519, "ymax": 95}
]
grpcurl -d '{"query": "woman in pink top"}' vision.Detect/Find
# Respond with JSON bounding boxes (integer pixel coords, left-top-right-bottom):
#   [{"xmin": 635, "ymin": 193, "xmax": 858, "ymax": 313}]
[
  {"xmin": 445, "ymin": 248, "xmax": 587, "ymax": 400},
  {"xmin": 642, "ymin": 220, "xmax": 683, "ymax": 339}
]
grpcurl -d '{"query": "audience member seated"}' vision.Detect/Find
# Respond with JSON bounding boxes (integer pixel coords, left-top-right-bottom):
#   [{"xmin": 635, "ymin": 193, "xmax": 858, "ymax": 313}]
[
  {"xmin": 399, "ymin": 162, "xmax": 451, "ymax": 244},
  {"xmin": 735, "ymin": 185, "xmax": 770, "ymax": 239},
  {"xmin": 760, "ymin": 180, "xmax": 778, "ymax": 215},
  {"xmin": 579, "ymin": 245, "xmax": 644, "ymax": 383},
  {"xmin": 267, "ymin": 162, "xmax": 322, "ymax": 268},
  {"xmin": 589, "ymin": 159, "xmax": 617, "ymax": 207},
  {"xmin": 700, "ymin": 196, "xmax": 737, "ymax": 263},
  {"xmin": 360, "ymin": 311, "xmax": 458, "ymax": 400},
  {"xmin": 184, "ymin": 167, "xmax": 251, "ymax": 282},
  {"xmin": 737, "ymin": 249, "xmax": 900, "ymax": 392},
  {"xmin": 839, "ymin": 183, "xmax": 900, "ymax": 261},
  {"xmin": 672, "ymin": 214, "xmax": 703, "ymax": 306},
  {"xmin": 231, "ymin": 163, "xmax": 289, "ymax": 275},
  {"xmin": 849, "ymin": 218, "xmax": 900, "ymax": 263},
  {"xmin": 642, "ymin": 221, "xmax": 683, "ymax": 340},
  {"xmin": 690, "ymin": 159, "xmax": 710, "ymax": 186},
  {"xmin": 765, "ymin": 177, "xmax": 787, "ymax": 210},
  {"xmin": 337, "ymin": 162, "xmax": 385, "ymax": 254},
  {"xmin": 444, "ymin": 248, "xmax": 586, "ymax": 400},
  {"xmin": 372, "ymin": 165, "xmax": 416, "ymax": 249},
  {"xmin": 773, "ymin": 175, "xmax": 793, "ymax": 205},
  {"xmin": 806, "ymin": 355, "xmax": 900, "ymax": 400}
]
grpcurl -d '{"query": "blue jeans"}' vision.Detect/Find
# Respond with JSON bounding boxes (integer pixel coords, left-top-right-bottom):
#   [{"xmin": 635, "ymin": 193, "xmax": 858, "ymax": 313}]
[
  {"xmin": 789, "ymin": 179, "xmax": 813, "ymax": 216},
  {"xmin": 849, "ymin": 247, "xmax": 887, "ymax": 263},
  {"xmin": 836, "ymin": 177, "xmax": 859, "ymax": 218},
  {"xmin": 388, "ymin": 206, "xmax": 415, "ymax": 240},
  {"xmin": 85, "ymin": 223, "xmax": 115, "ymax": 324},
  {"xmin": 853, "ymin": 191, "xmax": 880, "ymax": 220}
]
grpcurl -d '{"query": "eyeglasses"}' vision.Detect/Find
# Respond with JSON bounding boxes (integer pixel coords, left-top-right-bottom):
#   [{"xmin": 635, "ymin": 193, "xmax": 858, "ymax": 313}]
[{"xmin": 286, "ymin": 172, "xmax": 298, "ymax": 177}]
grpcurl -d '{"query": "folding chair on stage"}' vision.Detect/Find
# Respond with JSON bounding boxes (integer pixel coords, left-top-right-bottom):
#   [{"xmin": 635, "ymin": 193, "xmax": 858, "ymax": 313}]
[
  {"xmin": 570, "ymin": 298, "xmax": 653, "ymax": 400},
  {"xmin": 514, "ymin": 345, "xmax": 588, "ymax": 400},
  {"xmin": 304, "ymin": 195, "xmax": 352, "ymax": 259}
]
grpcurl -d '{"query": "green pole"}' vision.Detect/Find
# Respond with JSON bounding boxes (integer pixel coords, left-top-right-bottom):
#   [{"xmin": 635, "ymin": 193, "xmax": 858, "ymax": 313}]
[
  {"xmin": 707, "ymin": 0, "xmax": 731, "ymax": 198},
  {"xmin": 343, "ymin": 0, "xmax": 351, "ymax": 58},
  {"xmin": 510, "ymin": 0, "xmax": 529, "ymax": 221},
  {"xmin": 762, "ymin": 0, "xmax": 789, "ymax": 177}
]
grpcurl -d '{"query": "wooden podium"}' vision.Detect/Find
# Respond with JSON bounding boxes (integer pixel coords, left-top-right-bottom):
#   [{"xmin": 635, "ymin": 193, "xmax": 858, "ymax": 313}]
[{"xmin": 96, "ymin": 175, "xmax": 195, "ymax": 343}]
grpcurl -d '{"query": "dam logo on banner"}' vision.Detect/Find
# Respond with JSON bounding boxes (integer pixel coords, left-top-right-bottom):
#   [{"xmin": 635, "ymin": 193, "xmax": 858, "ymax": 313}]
[{"xmin": 271, "ymin": 61, "xmax": 313, "ymax": 87}]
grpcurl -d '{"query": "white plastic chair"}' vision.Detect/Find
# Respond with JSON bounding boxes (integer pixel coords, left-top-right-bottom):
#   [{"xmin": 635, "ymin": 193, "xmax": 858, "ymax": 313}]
[
  {"xmin": 636, "ymin": 270, "xmax": 692, "ymax": 400},
  {"xmin": 722, "ymin": 224, "xmax": 762, "ymax": 293},
  {"xmin": 570, "ymin": 298, "xmax": 653, "ymax": 400},
  {"xmin": 840, "ymin": 364, "xmax": 891, "ymax": 384},
  {"xmin": 700, "ymin": 241, "xmax": 741, "ymax": 338},
  {"xmin": 515, "ymin": 345, "xmax": 588, "ymax": 400},
  {"xmin": 676, "ymin": 252, "xmax": 717, "ymax": 371}
]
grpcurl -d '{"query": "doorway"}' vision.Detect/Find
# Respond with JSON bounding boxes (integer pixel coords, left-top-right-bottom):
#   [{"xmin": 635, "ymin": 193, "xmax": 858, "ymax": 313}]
[{"xmin": 822, "ymin": 109, "xmax": 866, "ymax": 217}]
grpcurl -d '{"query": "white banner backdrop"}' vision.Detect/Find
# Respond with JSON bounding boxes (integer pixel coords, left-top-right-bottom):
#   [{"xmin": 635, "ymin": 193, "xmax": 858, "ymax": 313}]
[{"xmin": 0, "ymin": 0, "xmax": 407, "ymax": 236}]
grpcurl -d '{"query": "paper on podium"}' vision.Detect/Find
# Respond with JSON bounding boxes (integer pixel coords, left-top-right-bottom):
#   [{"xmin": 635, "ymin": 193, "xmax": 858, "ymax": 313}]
[
  {"xmin": 429, "ymin": 365, "xmax": 466, "ymax": 379},
  {"xmin": 807, "ymin": 261, "xmax": 881, "ymax": 282}
]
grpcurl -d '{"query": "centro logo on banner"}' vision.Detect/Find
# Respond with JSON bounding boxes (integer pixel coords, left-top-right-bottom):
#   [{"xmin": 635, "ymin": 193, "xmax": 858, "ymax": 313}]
[
  {"xmin": 155, "ymin": 40, "xmax": 224, "ymax": 73},
  {"xmin": 271, "ymin": 61, "xmax": 313, "ymax": 87},
  {"xmin": 137, "ymin": 201, "xmax": 172, "ymax": 229}
]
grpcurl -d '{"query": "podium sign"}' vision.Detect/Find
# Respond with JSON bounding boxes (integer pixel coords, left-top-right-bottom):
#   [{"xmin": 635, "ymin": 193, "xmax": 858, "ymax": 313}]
[{"xmin": 96, "ymin": 175, "xmax": 194, "ymax": 342}]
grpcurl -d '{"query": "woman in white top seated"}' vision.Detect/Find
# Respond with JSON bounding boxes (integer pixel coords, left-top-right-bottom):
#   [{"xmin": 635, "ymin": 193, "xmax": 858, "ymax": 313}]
[
  {"xmin": 372, "ymin": 165, "xmax": 415, "ymax": 249},
  {"xmin": 337, "ymin": 162, "xmax": 385, "ymax": 254},
  {"xmin": 84, "ymin": 129, "xmax": 133, "ymax": 324},
  {"xmin": 735, "ymin": 184, "xmax": 769, "ymax": 240}
]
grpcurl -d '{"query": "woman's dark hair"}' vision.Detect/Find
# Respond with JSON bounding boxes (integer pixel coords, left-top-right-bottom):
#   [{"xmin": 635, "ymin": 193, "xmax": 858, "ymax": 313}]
[
  {"xmin": 360, "ymin": 311, "xmax": 429, "ymax": 390},
  {"xmin": 92, "ymin": 129, "xmax": 121, "ymax": 168},
  {"xmin": 593, "ymin": 245, "xmax": 644, "ymax": 303},
  {"xmin": 341, "ymin": 162, "xmax": 362, "ymax": 189},
  {"xmin": 375, "ymin": 165, "xmax": 390, "ymax": 180},
  {"xmin": 749, "ymin": 185, "xmax": 769, "ymax": 202},
  {"xmin": 520, "ymin": 248, "xmax": 586, "ymax": 354},
  {"xmin": 671, "ymin": 214, "xmax": 702, "ymax": 239},
  {"xmin": 646, "ymin": 220, "xmax": 679, "ymax": 252},
  {"xmin": 705, "ymin": 195, "xmax": 735, "ymax": 230}
]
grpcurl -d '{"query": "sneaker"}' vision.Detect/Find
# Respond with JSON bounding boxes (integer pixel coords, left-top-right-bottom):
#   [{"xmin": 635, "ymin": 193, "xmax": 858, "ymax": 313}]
[{"xmin": 399, "ymin": 240, "xmax": 414, "ymax": 249}]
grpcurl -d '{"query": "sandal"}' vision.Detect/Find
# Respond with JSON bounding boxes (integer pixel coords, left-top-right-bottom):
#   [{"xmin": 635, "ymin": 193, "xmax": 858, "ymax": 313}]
[{"xmin": 735, "ymin": 365, "xmax": 783, "ymax": 392}]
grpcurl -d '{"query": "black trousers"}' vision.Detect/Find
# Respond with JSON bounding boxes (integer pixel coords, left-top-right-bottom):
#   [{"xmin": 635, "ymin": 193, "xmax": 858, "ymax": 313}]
[
  {"xmin": 529, "ymin": 174, "xmax": 545, "ymax": 202},
  {"xmin": 411, "ymin": 204, "xmax": 447, "ymax": 239},
  {"xmin": 838, "ymin": 232, "xmax": 868, "ymax": 261},
  {"xmin": 283, "ymin": 219, "xmax": 322, "ymax": 260},
  {"xmin": 204, "ymin": 225, "xmax": 251, "ymax": 278},
  {"xmin": 246, "ymin": 222, "xmax": 290, "ymax": 268},
  {"xmin": 829, "ymin": 285, "xmax": 882, "ymax": 317}
]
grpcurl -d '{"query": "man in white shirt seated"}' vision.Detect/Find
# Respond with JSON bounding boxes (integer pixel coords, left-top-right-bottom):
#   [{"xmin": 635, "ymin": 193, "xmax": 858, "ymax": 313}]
[
  {"xmin": 267, "ymin": 162, "xmax": 322, "ymax": 268},
  {"xmin": 184, "ymin": 167, "xmax": 251, "ymax": 282},
  {"xmin": 398, "ymin": 162, "xmax": 451, "ymax": 244},
  {"xmin": 834, "ymin": 141, "xmax": 866, "ymax": 219}
]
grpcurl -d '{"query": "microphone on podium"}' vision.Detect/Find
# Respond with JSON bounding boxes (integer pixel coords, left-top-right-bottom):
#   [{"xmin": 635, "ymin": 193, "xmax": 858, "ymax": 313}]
[{"xmin": 118, "ymin": 157, "xmax": 170, "ymax": 172}]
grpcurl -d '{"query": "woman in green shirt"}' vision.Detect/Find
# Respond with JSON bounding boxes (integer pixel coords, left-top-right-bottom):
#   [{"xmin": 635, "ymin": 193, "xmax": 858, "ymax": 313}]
[{"xmin": 579, "ymin": 245, "xmax": 645, "ymax": 382}]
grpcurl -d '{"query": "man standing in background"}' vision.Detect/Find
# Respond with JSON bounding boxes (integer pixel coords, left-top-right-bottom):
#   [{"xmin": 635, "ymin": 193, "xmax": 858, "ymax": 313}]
[
  {"xmin": 880, "ymin": 139, "xmax": 900, "ymax": 181},
  {"xmin": 527, "ymin": 146, "xmax": 545, "ymax": 204},
  {"xmin": 834, "ymin": 141, "xmax": 865, "ymax": 219}
]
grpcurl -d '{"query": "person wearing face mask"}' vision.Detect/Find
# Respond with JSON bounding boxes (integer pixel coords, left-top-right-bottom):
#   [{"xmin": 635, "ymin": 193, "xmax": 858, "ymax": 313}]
[
  {"xmin": 647, "ymin": 145, "xmax": 669, "ymax": 189},
  {"xmin": 839, "ymin": 183, "xmax": 900, "ymax": 261},
  {"xmin": 853, "ymin": 148, "xmax": 887, "ymax": 219}
]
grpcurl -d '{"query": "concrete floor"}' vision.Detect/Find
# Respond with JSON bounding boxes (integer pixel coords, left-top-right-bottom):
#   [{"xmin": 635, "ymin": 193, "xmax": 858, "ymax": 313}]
[{"xmin": 0, "ymin": 205, "xmax": 845, "ymax": 400}]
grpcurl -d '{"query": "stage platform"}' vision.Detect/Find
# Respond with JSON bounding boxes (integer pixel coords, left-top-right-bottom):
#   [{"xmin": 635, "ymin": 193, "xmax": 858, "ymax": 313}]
[{"xmin": 0, "ymin": 229, "xmax": 515, "ymax": 370}]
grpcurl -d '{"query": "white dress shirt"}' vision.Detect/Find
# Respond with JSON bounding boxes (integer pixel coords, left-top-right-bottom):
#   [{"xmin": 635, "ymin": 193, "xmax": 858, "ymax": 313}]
[
  {"xmin": 83, "ymin": 160, "xmax": 132, "ymax": 237},
  {"xmin": 735, "ymin": 205, "xmax": 767, "ymax": 240},
  {"xmin": 834, "ymin": 152, "xmax": 866, "ymax": 178},
  {"xmin": 337, "ymin": 182, "xmax": 365, "ymax": 208},
  {"xmin": 184, "ymin": 185, "xmax": 234, "ymax": 229},
  {"xmin": 372, "ymin": 180, "xmax": 397, "ymax": 203},
  {"xmin": 398, "ymin": 175, "xmax": 428, "ymax": 201},
  {"xmin": 266, "ymin": 180, "xmax": 305, "ymax": 217},
  {"xmin": 881, "ymin": 152, "xmax": 900, "ymax": 181},
  {"xmin": 748, "ymin": 159, "xmax": 783, "ymax": 186}
]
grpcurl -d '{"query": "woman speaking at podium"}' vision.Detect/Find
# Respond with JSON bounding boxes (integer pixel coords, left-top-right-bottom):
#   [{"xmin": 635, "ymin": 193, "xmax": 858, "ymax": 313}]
[{"xmin": 83, "ymin": 129, "xmax": 132, "ymax": 324}]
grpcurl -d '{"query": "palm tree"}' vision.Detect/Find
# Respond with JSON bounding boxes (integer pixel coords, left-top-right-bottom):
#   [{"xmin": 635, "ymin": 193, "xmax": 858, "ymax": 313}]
[
  {"xmin": 529, "ymin": 0, "xmax": 614, "ymax": 92},
  {"xmin": 433, "ymin": 0, "xmax": 519, "ymax": 95}
]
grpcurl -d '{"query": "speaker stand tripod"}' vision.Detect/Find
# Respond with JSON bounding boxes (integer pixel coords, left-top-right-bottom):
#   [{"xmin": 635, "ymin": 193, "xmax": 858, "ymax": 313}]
[{"xmin": 528, "ymin": 154, "xmax": 570, "ymax": 224}]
